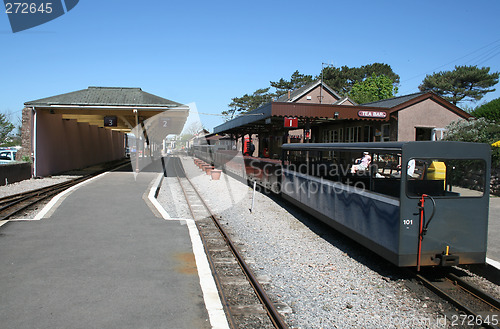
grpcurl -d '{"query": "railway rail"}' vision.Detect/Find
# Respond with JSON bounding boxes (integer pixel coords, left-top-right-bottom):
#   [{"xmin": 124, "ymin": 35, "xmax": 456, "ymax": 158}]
[
  {"xmin": 0, "ymin": 160, "xmax": 130, "ymax": 221},
  {"xmin": 170, "ymin": 156, "xmax": 288, "ymax": 329},
  {"xmin": 411, "ymin": 269, "xmax": 500, "ymax": 328}
]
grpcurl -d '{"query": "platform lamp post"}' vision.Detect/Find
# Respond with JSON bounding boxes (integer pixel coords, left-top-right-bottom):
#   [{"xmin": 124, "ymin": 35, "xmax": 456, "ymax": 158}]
[
  {"xmin": 134, "ymin": 109, "xmax": 139, "ymax": 173},
  {"xmin": 320, "ymin": 62, "xmax": 335, "ymax": 104}
]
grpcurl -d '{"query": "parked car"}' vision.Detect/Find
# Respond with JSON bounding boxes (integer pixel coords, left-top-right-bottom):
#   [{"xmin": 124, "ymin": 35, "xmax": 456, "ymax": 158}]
[{"xmin": 0, "ymin": 149, "xmax": 17, "ymax": 164}]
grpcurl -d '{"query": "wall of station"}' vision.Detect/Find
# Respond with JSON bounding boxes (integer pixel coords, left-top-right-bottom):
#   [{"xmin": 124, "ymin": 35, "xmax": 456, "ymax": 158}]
[
  {"xmin": 35, "ymin": 111, "xmax": 125, "ymax": 177},
  {"xmin": 397, "ymin": 99, "xmax": 460, "ymax": 141}
]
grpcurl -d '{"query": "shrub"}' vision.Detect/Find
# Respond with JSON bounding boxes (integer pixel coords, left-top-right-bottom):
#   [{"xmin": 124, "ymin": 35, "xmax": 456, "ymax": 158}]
[{"xmin": 444, "ymin": 117, "xmax": 500, "ymax": 167}]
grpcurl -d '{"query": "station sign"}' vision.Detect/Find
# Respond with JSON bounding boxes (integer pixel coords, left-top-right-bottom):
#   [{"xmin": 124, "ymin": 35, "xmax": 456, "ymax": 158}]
[
  {"xmin": 104, "ymin": 116, "xmax": 117, "ymax": 127},
  {"xmin": 357, "ymin": 110, "xmax": 387, "ymax": 119},
  {"xmin": 284, "ymin": 117, "xmax": 298, "ymax": 128},
  {"xmin": 159, "ymin": 118, "xmax": 170, "ymax": 129}
]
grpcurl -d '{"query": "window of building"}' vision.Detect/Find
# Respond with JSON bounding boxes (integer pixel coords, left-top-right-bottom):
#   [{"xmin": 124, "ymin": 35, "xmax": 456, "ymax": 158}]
[
  {"xmin": 322, "ymin": 130, "xmax": 328, "ymax": 143},
  {"xmin": 415, "ymin": 127, "xmax": 433, "ymax": 141},
  {"xmin": 333, "ymin": 130, "xmax": 338, "ymax": 142},
  {"xmin": 381, "ymin": 124, "xmax": 390, "ymax": 142},
  {"xmin": 346, "ymin": 126, "xmax": 361, "ymax": 143},
  {"xmin": 333, "ymin": 128, "xmax": 344, "ymax": 143},
  {"xmin": 363, "ymin": 126, "xmax": 373, "ymax": 142},
  {"xmin": 322, "ymin": 130, "xmax": 336, "ymax": 143}
]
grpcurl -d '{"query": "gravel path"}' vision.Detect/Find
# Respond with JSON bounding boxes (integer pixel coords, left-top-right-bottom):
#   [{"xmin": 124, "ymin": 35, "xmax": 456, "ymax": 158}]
[{"xmin": 169, "ymin": 156, "xmax": 498, "ymax": 329}]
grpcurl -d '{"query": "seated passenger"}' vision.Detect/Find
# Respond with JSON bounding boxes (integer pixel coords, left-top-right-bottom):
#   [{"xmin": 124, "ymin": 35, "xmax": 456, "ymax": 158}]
[
  {"xmin": 351, "ymin": 152, "xmax": 371, "ymax": 173},
  {"xmin": 407, "ymin": 159, "xmax": 416, "ymax": 177}
]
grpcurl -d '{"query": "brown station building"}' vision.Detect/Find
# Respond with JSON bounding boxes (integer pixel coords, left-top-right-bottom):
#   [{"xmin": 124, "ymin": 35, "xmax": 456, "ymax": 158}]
[{"xmin": 213, "ymin": 80, "xmax": 472, "ymax": 158}]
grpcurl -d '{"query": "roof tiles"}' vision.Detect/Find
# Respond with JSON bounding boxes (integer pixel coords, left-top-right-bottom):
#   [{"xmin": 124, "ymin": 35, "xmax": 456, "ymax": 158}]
[{"xmin": 25, "ymin": 86, "xmax": 182, "ymax": 107}]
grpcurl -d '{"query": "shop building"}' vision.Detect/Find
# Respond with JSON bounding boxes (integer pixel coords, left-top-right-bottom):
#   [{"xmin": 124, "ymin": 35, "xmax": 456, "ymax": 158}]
[{"xmin": 213, "ymin": 80, "xmax": 471, "ymax": 158}]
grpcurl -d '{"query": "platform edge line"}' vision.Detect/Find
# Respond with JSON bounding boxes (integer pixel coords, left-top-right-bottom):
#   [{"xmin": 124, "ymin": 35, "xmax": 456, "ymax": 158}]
[
  {"xmin": 486, "ymin": 257, "xmax": 500, "ymax": 270},
  {"xmin": 148, "ymin": 173, "xmax": 171, "ymax": 219},
  {"xmin": 185, "ymin": 218, "xmax": 231, "ymax": 329},
  {"xmin": 147, "ymin": 173, "xmax": 229, "ymax": 328}
]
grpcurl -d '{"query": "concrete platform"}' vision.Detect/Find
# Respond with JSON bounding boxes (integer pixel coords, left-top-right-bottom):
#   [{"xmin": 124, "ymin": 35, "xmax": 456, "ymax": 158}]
[
  {"xmin": 487, "ymin": 196, "xmax": 500, "ymax": 268},
  {"xmin": 0, "ymin": 167, "xmax": 224, "ymax": 329}
]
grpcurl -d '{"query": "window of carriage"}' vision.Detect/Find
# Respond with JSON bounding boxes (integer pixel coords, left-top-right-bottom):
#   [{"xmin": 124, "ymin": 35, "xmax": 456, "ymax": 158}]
[{"xmin": 406, "ymin": 159, "xmax": 485, "ymax": 198}]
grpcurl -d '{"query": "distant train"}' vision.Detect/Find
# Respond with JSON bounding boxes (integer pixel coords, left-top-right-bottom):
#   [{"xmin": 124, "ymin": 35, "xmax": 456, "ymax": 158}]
[{"xmin": 194, "ymin": 141, "xmax": 491, "ymax": 268}]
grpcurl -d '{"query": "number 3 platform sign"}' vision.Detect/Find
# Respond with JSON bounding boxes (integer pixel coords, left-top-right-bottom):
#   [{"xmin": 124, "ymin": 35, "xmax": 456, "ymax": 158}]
[{"xmin": 3, "ymin": 0, "xmax": 79, "ymax": 33}]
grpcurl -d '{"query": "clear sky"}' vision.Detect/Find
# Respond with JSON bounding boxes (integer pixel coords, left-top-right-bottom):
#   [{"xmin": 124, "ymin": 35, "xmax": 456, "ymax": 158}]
[{"xmin": 1, "ymin": 0, "xmax": 499, "ymax": 132}]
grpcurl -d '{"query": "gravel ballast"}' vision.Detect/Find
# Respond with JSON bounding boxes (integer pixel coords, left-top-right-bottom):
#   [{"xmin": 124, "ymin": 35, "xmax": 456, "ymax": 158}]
[
  {"xmin": 0, "ymin": 175, "xmax": 79, "ymax": 198},
  {"xmin": 164, "ymin": 156, "xmax": 499, "ymax": 329}
]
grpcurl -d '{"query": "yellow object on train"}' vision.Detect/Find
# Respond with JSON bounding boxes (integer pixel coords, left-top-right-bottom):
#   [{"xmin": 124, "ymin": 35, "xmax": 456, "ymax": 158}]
[{"xmin": 427, "ymin": 161, "xmax": 446, "ymax": 188}]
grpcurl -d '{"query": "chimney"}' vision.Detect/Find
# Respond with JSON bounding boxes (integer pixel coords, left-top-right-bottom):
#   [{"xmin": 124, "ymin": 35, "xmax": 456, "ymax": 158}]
[{"xmin": 287, "ymin": 90, "xmax": 291, "ymax": 101}]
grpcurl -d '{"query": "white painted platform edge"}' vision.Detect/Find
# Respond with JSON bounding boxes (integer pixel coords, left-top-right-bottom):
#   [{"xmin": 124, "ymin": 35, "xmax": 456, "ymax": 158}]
[
  {"xmin": 185, "ymin": 218, "xmax": 231, "ymax": 329},
  {"xmin": 33, "ymin": 171, "xmax": 110, "ymax": 220},
  {"xmin": 486, "ymin": 257, "xmax": 500, "ymax": 270},
  {"xmin": 149, "ymin": 173, "xmax": 230, "ymax": 329},
  {"xmin": 147, "ymin": 174, "xmax": 171, "ymax": 219}
]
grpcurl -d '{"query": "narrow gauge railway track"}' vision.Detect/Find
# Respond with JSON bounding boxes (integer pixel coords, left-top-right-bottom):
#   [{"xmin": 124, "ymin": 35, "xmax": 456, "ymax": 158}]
[
  {"xmin": 415, "ymin": 269, "xmax": 500, "ymax": 328},
  {"xmin": 0, "ymin": 160, "xmax": 130, "ymax": 221},
  {"xmin": 170, "ymin": 157, "xmax": 288, "ymax": 329}
]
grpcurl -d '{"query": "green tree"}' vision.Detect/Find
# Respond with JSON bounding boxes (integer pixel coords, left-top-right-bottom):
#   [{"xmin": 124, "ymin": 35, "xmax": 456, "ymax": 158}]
[
  {"xmin": 270, "ymin": 70, "xmax": 313, "ymax": 98},
  {"xmin": 221, "ymin": 64, "xmax": 400, "ymax": 118},
  {"xmin": 419, "ymin": 65, "xmax": 499, "ymax": 105},
  {"xmin": 0, "ymin": 113, "xmax": 15, "ymax": 146},
  {"xmin": 471, "ymin": 97, "xmax": 500, "ymax": 122},
  {"xmin": 321, "ymin": 63, "xmax": 400, "ymax": 97},
  {"xmin": 349, "ymin": 74, "xmax": 398, "ymax": 104},
  {"xmin": 222, "ymin": 87, "xmax": 274, "ymax": 120}
]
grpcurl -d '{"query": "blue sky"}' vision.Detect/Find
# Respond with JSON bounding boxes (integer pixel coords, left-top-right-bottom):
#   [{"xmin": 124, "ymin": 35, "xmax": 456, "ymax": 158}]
[{"xmin": 1, "ymin": 0, "xmax": 500, "ymax": 131}]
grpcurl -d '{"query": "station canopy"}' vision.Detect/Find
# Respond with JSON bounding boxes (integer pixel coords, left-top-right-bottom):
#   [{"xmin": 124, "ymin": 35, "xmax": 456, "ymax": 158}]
[
  {"xmin": 213, "ymin": 91, "xmax": 471, "ymax": 136},
  {"xmin": 25, "ymin": 86, "xmax": 190, "ymax": 139},
  {"xmin": 213, "ymin": 101, "xmax": 391, "ymax": 135}
]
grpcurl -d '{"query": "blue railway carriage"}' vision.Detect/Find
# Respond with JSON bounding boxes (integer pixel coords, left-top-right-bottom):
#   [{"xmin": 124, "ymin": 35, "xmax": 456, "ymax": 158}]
[{"xmin": 281, "ymin": 141, "xmax": 491, "ymax": 268}]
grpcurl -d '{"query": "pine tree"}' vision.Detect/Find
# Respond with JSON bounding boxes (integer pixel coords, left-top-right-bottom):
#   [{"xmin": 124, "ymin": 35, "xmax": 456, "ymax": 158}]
[
  {"xmin": 222, "ymin": 87, "xmax": 274, "ymax": 120},
  {"xmin": 270, "ymin": 70, "xmax": 313, "ymax": 97},
  {"xmin": 419, "ymin": 65, "xmax": 499, "ymax": 105}
]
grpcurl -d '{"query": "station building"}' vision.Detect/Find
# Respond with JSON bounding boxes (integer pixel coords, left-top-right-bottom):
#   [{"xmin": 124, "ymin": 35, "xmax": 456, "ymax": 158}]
[
  {"xmin": 19, "ymin": 87, "xmax": 189, "ymax": 177},
  {"xmin": 213, "ymin": 80, "xmax": 472, "ymax": 158}
]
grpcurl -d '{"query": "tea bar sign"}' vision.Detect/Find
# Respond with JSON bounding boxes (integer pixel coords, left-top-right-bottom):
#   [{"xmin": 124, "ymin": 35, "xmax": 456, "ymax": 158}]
[{"xmin": 357, "ymin": 110, "xmax": 387, "ymax": 119}]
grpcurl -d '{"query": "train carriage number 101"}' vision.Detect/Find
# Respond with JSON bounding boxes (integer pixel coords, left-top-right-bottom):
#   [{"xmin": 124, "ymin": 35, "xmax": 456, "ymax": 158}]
[
  {"xmin": 403, "ymin": 219, "xmax": 413, "ymax": 226},
  {"xmin": 5, "ymin": 3, "xmax": 53, "ymax": 14}
]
